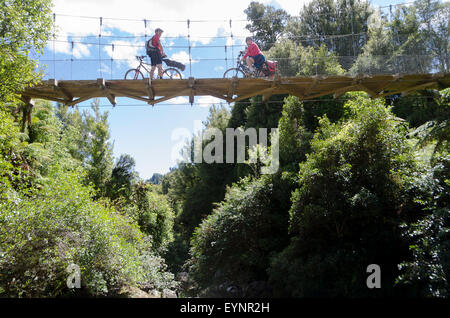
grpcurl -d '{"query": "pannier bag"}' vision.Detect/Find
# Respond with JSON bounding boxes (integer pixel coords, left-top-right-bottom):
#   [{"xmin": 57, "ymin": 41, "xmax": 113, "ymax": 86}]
[
  {"xmin": 266, "ymin": 60, "xmax": 277, "ymax": 72},
  {"xmin": 162, "ymin": 58, "xmax": 186, "ymax": 72}
]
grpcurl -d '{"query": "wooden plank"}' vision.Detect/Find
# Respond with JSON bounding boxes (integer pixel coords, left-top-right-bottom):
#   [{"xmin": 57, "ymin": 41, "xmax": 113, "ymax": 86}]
[
  {"xmin": 97, "ymin": 78, "xmax": 116, "ymax": 106},
  {"xmin": 19, "ymin": 74, "xmax": 450, "ymax": 107},
  {"xmin": 376, "ymin": 81, "xmax": 437, "ymax": 98},
  {"xmin": 108, "ymin": 88, "xmax": 152, "ymax": 103},
  {"xmin": 188, "ymin": 77, "xmax": 195, "ymax": 105},
  {"xmin": 227, "ymin": 77, "xmax": 239, "ymax": 100},
  {"xmin": 149, "ymin": 89, "xmax": 191, "ymax": 105},
  {"xmin": 196, "ymin": 88, "xmax": 229, "ymax": 102},
  {"xmin": 145, "ymin": 78, "xmax": 155, "ymax": 101},
  {"xmin": 303, "ymin": 76, "xmax": 323, "ymax": 96},
  {"xmin": 66, "ymin": 94, "xmax": 99, "ymax": 106},
  {"xmin": 48, "ymin": 79, "xmax": 73, "ymax": 102},
  {"xmin": 231, "ymin": 87, "xmax": 276, "ymax": 103}
]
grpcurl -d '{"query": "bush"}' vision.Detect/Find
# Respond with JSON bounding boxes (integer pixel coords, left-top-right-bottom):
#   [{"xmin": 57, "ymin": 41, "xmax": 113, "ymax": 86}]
[
  {"xmin": 397, "ymin": 155, "xmax": 450, "ymax": 297},
  {"xmin": 0, "ymin": 167, "xmax": 176, "ymax": 297},
  {"xmin": 269, "ymin": 96, "xmax": 420, "ymax": 297},
  {"xmin": 129, "ymin": 186, "xmax": 175, "ymax": 252},
  {"xmin": 187, "ymin": 176, "xmax": 289, "ymax": 296}
]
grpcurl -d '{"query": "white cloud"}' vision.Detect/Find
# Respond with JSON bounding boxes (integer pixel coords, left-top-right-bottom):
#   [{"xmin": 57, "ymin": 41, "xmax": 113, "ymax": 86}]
[
  {"xmin": 170, "ymin": 51, "xmax": 198, "ymax": 64},
  {"xmin": 73, "ymin": 43, "xmax": 91, "ymax": 58},
  {"xmin": 103, "ymin": 40, "xmax": 142, "ymax": 68},
  {"xmin": 167, "ymin": 96, "xmax": 189, "ymax": 104},
  {"xmin": 50, "ymin": 0, "xmax": 305, "ymax": 52}
]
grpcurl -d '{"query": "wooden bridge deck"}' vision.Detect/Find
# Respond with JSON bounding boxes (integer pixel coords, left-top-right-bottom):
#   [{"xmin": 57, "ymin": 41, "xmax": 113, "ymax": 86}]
[{"xmin": 21, "ymin": 73, "xmax": 450, "ymax": 107}]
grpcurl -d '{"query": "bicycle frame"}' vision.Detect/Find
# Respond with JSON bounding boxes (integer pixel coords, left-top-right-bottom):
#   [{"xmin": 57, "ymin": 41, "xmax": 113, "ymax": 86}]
[
  {"xmin": 235, "ymin": 52, "xmax": 252, "ymax": 76},
  {"xmin": 133, "ymin": 56, "xmax": 152, "ymax": 79}
]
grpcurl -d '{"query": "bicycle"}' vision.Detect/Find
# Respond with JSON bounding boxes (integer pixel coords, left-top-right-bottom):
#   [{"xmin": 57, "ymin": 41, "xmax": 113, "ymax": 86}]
[
  {"xmin": 223, "ymin": 51, "xmax": 279, "ymax": 79},
  {"xmin": 124, "ymin": 56, "xmax": 183, "ymax": 80}
]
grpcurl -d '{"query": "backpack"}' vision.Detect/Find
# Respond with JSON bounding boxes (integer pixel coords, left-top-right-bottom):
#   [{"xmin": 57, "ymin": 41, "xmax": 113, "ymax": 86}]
[{"xmin": 146, "ymin": 37, "xmax": 158, "ymax": 55}]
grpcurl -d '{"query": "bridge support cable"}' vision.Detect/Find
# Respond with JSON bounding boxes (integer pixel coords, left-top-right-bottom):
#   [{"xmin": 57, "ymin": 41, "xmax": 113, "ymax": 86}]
[
  {"xmin": 187, "ymin": 19, "xmax": 192, "ymax": 77},
  {"xmin": 53, "ymin": 13, "xmax": 56, "ymax": 79},
  {"xmin": 70, "ymin": 41, "xmax": 74, "ymax": 80},
  {"xmin": 99, "ymin": 17, "xmax": 103, "ymax": 78}
]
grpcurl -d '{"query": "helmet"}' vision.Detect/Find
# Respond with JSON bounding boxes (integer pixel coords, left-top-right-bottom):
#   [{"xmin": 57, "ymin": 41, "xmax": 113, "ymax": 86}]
[{"xmin": 155, "ymin": 28, "xmax": 164, "ymax": 33}]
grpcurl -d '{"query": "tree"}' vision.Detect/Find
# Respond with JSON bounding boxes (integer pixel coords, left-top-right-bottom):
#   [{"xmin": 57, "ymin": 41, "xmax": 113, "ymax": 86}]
[
  {"xmin": 0, "ymin": 0, "xmax": 53, "ymax": 198},
  {"xmin": 286, "ymin": 0, "xmax": 373, "ymax": 69},
  {"xmin": 148, "ymin": 173, "xmax": 164, "ymax": 185},
  {"xmin": 81, "ymin": 99, "xmax": 114, "ymax": 196},
  {"xmin": 269, "ymin": 95, "xmax": 420, "ymax": 297},
  {"xmin": 130, "ymin": 182, "xmax": 175, "ymax": 252},
  {"xmin": 0, "ymin": 0, "xmax": 53, "ymax": 104},
  {"xmin": 397, "ymin": 155, "xmax": 449, "ymax": 297},
  {"xmin": 244, "ymin": 1, "xmax": 289, "ymax": 50},
  {"xmin": 0, "ymin": 166, "xmax": 176, "ymax": 297},
  {"xmin": 266, "ymin": 39, "xmax": 345, "ymax": 76},
  {"xmin": 414, "ymin": 0, "xmax": 450, "ymax": 72},
  {"xmin": 278, "ymin": 96, "xmax": 312, "ymax": 173},
  {"xmin": 107, "ymin": 154, "xmax": 138, "ymax": 201},
  {"xmin": 188, "ymin": 176, "xmax": 289, "ymax": 297}
]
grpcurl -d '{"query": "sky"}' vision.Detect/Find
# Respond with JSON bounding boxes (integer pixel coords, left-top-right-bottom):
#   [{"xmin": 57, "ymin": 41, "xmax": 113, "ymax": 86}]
[{"xmin": 40, "ymin": 0, "xmax": 412, "ymax": 180}]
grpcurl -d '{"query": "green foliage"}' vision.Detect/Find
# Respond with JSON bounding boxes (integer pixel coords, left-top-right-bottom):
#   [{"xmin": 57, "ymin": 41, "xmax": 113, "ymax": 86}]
[
  {"xmin": 269, "ymin": 96, "xmax": 419, "ymax": 297},
  {"xmin": 80, "ymin": 99, "xmax": 114, "ymax": 196},
  {"xmin": 130, "ymin": 183, "xmax": 175, "ymax": 252},
  {"xmin": 0, "ymin": 0, "xmax": 53, "ymax": 103},
  {"xmin": 351, "ymin": 0, "xmax": 449, "ymax": 74},
  {"xmin": 397, "ymin": 155, "xmax": 450, "ymax": 297},
  {"xmin": 188, "ymin": 176, "xmax": 289, "ymax": 296},
  {"xmin": 286, "ymin": 0, "xmax": 372, "ymax": 69},
  {"xmin": 266, "ymin": 39, "xmax": 345, "ymax": 76},
  {"xmin": 148, "ymin": 173, "xmax": 164, "ymax": 185},
  {"xmin": 0, "ymin": 166, "xmax": 175, "ymax": 297},
  {"xmin": 278, "ymin": 96, "xmax": 312, "ymax": 172},
  {"xmin": 409, "ymin": 88, "xmax": 450, "ymax": 160},
  {"xmin": 244, "ymin": 1, "xmax": 289, "ymax": 50},
  {"xmin": 107, "ymin": 154, "xmax": 138, "ymax": 201}
]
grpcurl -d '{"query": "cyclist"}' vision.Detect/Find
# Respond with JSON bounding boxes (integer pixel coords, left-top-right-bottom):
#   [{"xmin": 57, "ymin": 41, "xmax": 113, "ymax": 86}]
[
  {"xmin": 241, "ymin": 37, "xmax": 265, "ymax": 74},
  {"xmin": 146, "ymin": 28, "xmax": 166, "ymax": 79}
]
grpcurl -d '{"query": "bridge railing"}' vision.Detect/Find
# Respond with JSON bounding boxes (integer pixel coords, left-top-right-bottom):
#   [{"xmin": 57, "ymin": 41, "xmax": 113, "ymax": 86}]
[{"xmin": 38, "ymin": 53, "xmax": 448, "ymax": 81}]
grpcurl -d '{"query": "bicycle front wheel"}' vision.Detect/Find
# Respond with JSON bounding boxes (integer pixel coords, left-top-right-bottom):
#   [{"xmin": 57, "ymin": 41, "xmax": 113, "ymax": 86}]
[
  {"xmin": 162, "ymin": 68, "xmax": 182, "ymax": 79},
  {"xmin": 223, "ymin": 68, "xmax": 246, "ymax": 79},
  {"xmin": 124, "ymin": 69, "xmax": 144, "ymax": 80}
]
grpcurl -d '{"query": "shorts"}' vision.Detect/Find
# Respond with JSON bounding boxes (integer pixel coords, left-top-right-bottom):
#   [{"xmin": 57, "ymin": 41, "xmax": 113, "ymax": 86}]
[
  {"xmin": 149, "ymin": 50, "xmax": 162, "ymax": 66},
  {"xmin": 251, "ymin": 54, "xmax": 266, "ymax": 69}
]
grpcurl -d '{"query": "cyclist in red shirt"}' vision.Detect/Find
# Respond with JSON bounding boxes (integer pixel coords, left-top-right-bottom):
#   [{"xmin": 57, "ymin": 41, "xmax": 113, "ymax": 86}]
[
  {"xmin": 241, "ymin": 37, "xmax": 265, "ymax": 74},
  {"xmin": 147, "ymin": 28, "xmax": 166, "ymax": 79}
]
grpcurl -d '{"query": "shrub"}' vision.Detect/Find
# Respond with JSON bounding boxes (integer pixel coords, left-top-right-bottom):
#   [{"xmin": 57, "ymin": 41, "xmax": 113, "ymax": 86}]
[
  {"xmin": 0, "ymin": 167, "xmax": 176, "ymax": 297},
  {"xmin": 187, "ymin": 176, "xmax": 288, "ymax": 296},
  {"xmin": 269, "ymin": 96, "xmax": 420, "ymax": 297}
]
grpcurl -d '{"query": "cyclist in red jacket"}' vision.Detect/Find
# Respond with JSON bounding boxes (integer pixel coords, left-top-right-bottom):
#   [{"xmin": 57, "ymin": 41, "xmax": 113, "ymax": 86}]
[
  {"xmin": 241, "ymin": 37, "xmax": 265, "ymax": 74},
  {"xmin": 147, "ymin": 28, "xmax": 166, "ymax": 79}
]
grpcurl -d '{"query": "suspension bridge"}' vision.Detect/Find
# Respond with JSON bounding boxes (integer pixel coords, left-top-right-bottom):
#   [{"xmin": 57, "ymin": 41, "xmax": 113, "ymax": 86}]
[
  {"xmin": 20, "ymin": 73, "xmax": 450, "ymax": 107},
  {"xmin": 20, "ymin": 4, "xmax": 450, "ymax": 107}
]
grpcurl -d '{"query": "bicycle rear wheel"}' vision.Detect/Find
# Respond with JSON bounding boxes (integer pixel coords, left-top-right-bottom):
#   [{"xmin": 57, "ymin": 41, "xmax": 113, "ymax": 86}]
[
  {"xmin": 162, "ymin": 68, "xmax": 182, "ymax": 79},
  {"xmin": 124, "ymin": 69, "xmax": 144, "ymax": 80},
  {"xmin": 223, "ymin": 68, "xmax": 245, "ymax": 78}
]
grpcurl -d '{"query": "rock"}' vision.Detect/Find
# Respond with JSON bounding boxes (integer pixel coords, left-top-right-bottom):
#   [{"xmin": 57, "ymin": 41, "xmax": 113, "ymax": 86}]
[{"xmin": 162, "ymin": 289, "xmax": 177, "ymax": 298}]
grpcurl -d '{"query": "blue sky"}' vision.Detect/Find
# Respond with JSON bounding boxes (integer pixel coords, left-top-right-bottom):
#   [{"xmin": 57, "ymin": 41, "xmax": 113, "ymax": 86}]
[{"xmin": 40, "ymin": 0, "xmax": 413, "ymax": 180}]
